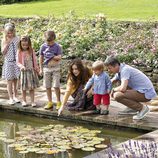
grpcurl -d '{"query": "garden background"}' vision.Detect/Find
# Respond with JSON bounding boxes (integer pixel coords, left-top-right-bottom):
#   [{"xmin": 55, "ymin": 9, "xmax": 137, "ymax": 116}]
[{"xmin": 0, "ymin": 0, "xmax": 158, "ymax": 90}]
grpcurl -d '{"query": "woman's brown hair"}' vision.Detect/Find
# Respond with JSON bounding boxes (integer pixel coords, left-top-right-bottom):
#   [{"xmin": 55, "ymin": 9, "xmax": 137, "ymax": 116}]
[{"xmin": 68, "ymin": 59, "xmax": 92, "ymax": 88}]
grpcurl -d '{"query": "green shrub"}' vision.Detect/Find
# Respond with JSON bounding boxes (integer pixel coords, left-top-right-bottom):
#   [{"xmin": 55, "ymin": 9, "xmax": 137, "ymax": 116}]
[
  {"xmin": 0, "ymin": 0, "xmax": 36, "ymax": 4},
  {"xmin": 0, "ymin": 13, "xmax": 158, "ymax": 68}
]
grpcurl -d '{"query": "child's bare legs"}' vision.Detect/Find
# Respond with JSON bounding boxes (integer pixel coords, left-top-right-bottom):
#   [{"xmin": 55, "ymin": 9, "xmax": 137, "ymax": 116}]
[
  {"xmin": 46, "ymin": 88, "xmax": 52, "ymax": 102},
  {"xmin": 22, "ymin": 90, "xmax": 27, "ymax": 106},
  {"xmin": 100, "ymin": 104, "xmax": 108, "ymax": 110},
  {"xmin": 100, "ymin": 104, "xmax": 109, "ymax": 115},
  {"xmin": 100, "ymin": 94, "xmax": 110, "ymax": 115},
  {"xmin": 7, "ymin": 80, "xmax": 13, "ymax": 100},
  {"xmin": 54, "ymin": 87, "xmax": 61, "ymax": 110},
  {"xmin": 22, "ymin": 90, "xmax": 27, "ymax": 102},
  {"xmin": 54, "ymin": 87, "xmax": 61, "ymax": 103},
  {"xmin": 30, "ymin": 89, "xmax": 36, "ymax": 107},
  {"xmin": 12, "ymin": 79, "xmax": 20, "ymax": 103},
  {"xmin": 13, "ymin": 79, "xmax": 18, "ymax": 98},
  {"xmin": 29, "ymin": 90, "xmax": 34, "ymax": 103},
  {"xmin": 93, "ymin": 94, "xmax": 101, "ymax": 114}
]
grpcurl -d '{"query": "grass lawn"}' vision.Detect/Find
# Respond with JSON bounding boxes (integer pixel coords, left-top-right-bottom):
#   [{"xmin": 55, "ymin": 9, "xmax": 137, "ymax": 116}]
[{"xmin": 0, "ymin": 0, "xmax": 158, "ymax": 21}]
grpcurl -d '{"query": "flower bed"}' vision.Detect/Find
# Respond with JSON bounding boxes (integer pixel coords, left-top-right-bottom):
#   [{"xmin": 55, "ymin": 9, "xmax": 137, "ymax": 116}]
[
  {"xmin": 0, "ymin": 13, "xmax": 158, "ymax": 84},
  {"xmin": 0, "ymin": 13, "xmax": 158, "ymax": 67}
]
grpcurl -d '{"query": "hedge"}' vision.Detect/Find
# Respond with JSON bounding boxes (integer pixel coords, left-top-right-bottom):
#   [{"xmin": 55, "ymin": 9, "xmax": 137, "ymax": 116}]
[{"xmin": 0, "ymin": 0, "xmax": 36, "ymax": 4}]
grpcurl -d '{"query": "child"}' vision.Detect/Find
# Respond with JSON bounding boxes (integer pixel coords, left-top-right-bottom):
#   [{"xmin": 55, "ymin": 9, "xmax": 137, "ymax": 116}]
[
  {"xmin": 39, "ymin": 30, "xmax": 62, "ymax": 110},
  {"xmin": 1, "ymin": 23, "xmax": 20, "ymax": 105},
  {"xmin": 84, "ymin": 61, "xmax": 112, "ymax": 115},
  {"xmin": 17, "ymin": 36, "xmax": 39, "ymax": 107}
]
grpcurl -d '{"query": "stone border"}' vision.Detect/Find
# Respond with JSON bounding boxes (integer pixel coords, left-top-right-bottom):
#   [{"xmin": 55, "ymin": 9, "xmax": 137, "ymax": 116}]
[{"xmin": 0, "ymin": 100, "xmax": 156, "ymax": 132}]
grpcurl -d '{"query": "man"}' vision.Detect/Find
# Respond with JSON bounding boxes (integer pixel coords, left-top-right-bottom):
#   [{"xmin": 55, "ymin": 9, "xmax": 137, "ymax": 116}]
[{"xmin": 105, "ymin": 55, "xmax": 157, "ymax": 120}]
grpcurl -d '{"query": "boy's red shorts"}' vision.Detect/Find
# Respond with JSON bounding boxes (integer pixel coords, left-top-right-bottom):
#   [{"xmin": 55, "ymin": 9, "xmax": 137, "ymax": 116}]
[{"xmin": 93, "ymin": 94, "xmax": 110, "ymax": 106}]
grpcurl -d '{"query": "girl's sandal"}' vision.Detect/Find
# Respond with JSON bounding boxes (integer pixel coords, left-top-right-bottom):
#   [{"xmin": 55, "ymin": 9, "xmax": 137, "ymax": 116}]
[{"xmin": 31, "ymin": 103, "xmax": 37, "ymax": 107}]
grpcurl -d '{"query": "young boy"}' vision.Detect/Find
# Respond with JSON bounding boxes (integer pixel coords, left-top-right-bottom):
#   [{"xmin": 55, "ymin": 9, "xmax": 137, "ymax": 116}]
[
  {"xmin": 39, "ymin": 30, "xmax": 62, "ymax": 110},
  {"xmin": 84, "ymin": 61, "xmax": 112, "ymax": 115}
]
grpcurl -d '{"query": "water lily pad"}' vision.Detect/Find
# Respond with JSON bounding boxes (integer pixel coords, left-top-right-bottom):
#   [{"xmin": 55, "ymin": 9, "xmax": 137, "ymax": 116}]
[
  {"xmin": 0, "ymin": 137, "xmax": 7, "ymax": 141},
  {"xmin": 95, "ymin": 144, "xmax": 107, "ymax": 149},
  {"xmin": 15, "ymin": 147, "xmax": 27, "ymax": 151},
  {"xmin": 82, "ymin": 147, "xmax": 95, "ymax": 151},
  {"xmin": 4, "ymin": 139, "xmax": 15, "ymax": 143},
  {"xmin": 90, "ymin": 130, "xmax": 101, "ymax": 134},
  {"xmin": 54, "ymin": 125, "xmax": 64, "ymax": 128},
  {"xmin": 19, "ymin": 150, "xmax": 29, "ymax": 154},
  {"xmin": 27, "ymin": 148, "xmax": 40, "ymax": 152},
  {"xmin": 36, "ymin": 150, "xmax": 45, "ymax": 154},
  {"xmin": 8, "ymin": 144, "xmax": 16, "ymax": 148},
  {"xmin": 47, "ymin": 150, "xmax": 59, "ymax": 154},
  {"xmin": 72, "ymin": 144, "xmax": 84, "ymax": 149},
  {"xmin": 58, "ymin": 145, "xmax": 72, "ymax": 150}
]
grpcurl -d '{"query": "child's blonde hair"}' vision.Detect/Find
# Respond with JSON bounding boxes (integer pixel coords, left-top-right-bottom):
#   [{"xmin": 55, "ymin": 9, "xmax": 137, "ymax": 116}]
[
  {"xmin": 92, "ymin": 60, "xmax": 104, "ymax": 71},
  {"xmin": 3, "ymin": 23, "xmax": 16, "ymax": 40}
]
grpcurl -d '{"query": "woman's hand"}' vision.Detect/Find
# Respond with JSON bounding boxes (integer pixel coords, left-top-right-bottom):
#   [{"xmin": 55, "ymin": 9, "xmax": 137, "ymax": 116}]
[
  {"xmin": 58, "ymin": 106, "xmax": 64, "ymax": 116},
  {"xmin": 86, "ymin": 88, "xmax": 93, "ymax": 98}
]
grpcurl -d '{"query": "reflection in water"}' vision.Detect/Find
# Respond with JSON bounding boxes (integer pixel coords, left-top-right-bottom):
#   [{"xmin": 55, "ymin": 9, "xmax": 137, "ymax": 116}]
[
  {"xmin": 2, "ymin": 123, "xmax": 19, "ymax": 158},
  {"xmin": 0, "ymin": 111, "xmax": 144, "ymax": 158}
]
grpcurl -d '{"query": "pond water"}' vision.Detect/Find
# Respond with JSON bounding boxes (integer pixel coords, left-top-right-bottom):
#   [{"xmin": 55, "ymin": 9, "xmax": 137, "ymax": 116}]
[{"xmin": 0, "ymin": 111, "xmax": 145, "ymax": 158}]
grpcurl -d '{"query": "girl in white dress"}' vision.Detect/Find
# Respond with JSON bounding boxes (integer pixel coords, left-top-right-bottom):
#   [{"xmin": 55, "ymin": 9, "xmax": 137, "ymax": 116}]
[{"xmin": 1, "ymin": 23, "xmax": 20, "ymax": 105}]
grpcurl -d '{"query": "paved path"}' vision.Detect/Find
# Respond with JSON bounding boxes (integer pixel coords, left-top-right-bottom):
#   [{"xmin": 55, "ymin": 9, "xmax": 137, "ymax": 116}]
[{"xmin": 0, "ymin": 79, "xmax": 158, "ymax": 131}]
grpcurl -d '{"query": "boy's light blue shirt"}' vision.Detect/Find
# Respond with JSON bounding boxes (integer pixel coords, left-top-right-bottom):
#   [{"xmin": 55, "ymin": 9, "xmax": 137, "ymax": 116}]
[
  {"xmin": 85, "ymin": 72, "xmax": 112, "ymax": 95},
  {"xmin": 113, "ymin": 63, "xmax": 157, "ymax": 99}
]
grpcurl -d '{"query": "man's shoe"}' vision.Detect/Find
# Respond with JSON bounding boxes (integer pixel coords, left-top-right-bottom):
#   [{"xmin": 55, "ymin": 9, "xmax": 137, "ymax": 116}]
[
  {"xmin": 44, "ymin": 102, "xmax": 53, "ymax": 109},
  {"xmin": 56, "ymin": 102, "xmax": 61, "ymax": 110},
  {"xmin": 133, "ymin": 105, "xmax": 150, "ymax": 120},
  {"xmin": 118, "ymin": 107, "xmax": 138, "ymax": 115}
]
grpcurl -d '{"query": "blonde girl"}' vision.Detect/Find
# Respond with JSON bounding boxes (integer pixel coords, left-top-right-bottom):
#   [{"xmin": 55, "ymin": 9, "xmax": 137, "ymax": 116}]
[
  {"xmin": 1, "ymin": 23, "xmax": 20, "ymax": 105},
  {"xmin": 17, "ymin": 36, "xmax": 39, "ymax": 107}
]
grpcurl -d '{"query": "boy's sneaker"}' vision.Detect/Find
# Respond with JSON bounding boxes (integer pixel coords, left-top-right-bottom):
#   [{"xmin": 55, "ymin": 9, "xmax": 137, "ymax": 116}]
[
  {"xmin": 21, "ymin": 101, "xmax": 27, "ymax": 107},
  {"xmin": 9, "ymin": 99, "xmax": 15, "ymax": 105},
  {"xmin": 13, "ymin": 97, "xmax": 20, "ymax": 103},
  {"xmin": 92, "ymin": 109, "xmax": 101, "ymax": 114},
  {"xmin": 118, "ymin": 107, "xmax": 138, "ymax": 115},
  {"xmin": 44, "ymin": 102, "xmax": 53, "ymax": 109},
  {"xmin": 101, "ymin": 110, "xmax": 109, "ymax": 115},
  {"xmin": 133, "ymin": 105, "xmax": 150, "ymax": 120},
  {"xmin": 56, "ymin": 102, "xmax": 61, "ymax": 110}
]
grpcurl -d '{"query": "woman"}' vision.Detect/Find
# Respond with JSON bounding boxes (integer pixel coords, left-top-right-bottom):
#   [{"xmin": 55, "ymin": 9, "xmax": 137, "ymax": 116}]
[{"xmin": 58, "ymin": 59, "xmax": 95, "ymax": 116}]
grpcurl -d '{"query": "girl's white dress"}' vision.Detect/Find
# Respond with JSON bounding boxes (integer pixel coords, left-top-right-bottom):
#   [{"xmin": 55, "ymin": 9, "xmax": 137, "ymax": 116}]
[{"xmin": 2, "ymin": 37, "xmax": 20, "ymax": 80}]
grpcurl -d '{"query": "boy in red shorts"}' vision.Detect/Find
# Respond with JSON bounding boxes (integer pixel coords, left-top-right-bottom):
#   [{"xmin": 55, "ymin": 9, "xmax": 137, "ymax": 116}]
[{"xmin": 84, "ymin": 61, "xmax": 112, "ymax": 115}]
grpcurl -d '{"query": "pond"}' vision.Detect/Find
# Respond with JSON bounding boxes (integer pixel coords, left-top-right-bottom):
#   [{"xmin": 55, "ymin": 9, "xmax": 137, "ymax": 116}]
[{"xmin": 0, "ymin": 111, "xmax": 145, "ymax": 158}]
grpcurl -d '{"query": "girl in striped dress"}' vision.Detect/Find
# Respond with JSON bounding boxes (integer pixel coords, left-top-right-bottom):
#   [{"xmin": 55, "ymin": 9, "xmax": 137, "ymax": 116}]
[
  {"xmin": 17, "ymin": 36, "xmax": 39, "ymax": 107},
  {"xmin": 1, "ymin": 23, "xmax": 20, "ymax": 105}
]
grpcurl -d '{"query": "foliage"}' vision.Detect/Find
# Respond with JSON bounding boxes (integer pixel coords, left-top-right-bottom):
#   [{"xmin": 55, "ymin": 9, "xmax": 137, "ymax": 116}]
[
  {"xmin": 0, "ymin": 0, "xmax": 35, "ymax": 4},
  {"xmin": 0, "ymin": 13, "xmax": 158, "ymax": 67}
]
